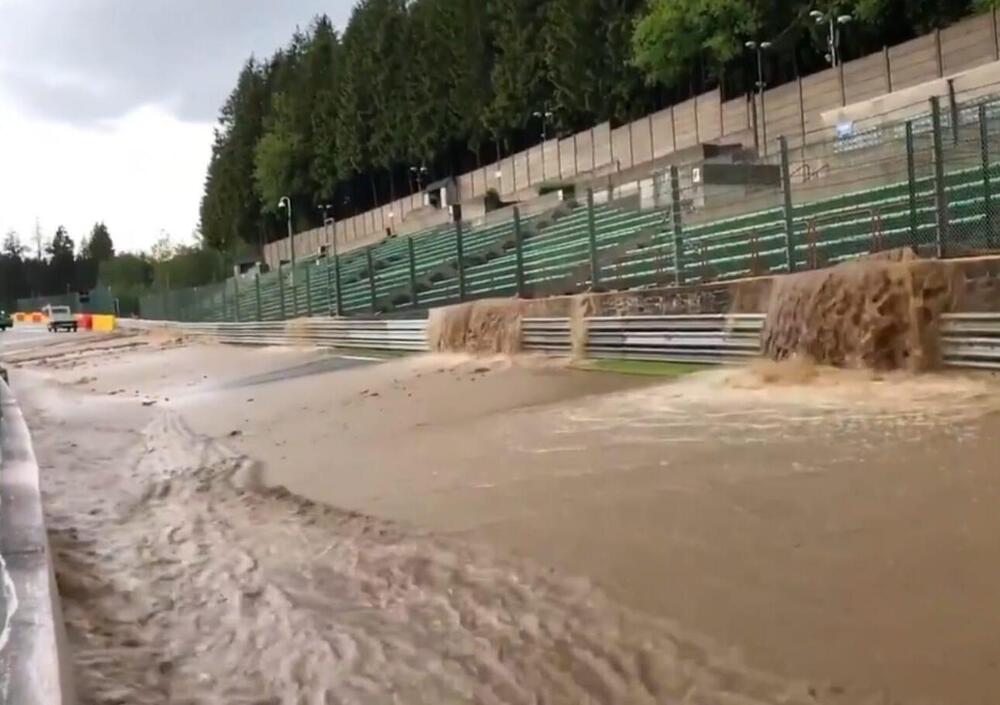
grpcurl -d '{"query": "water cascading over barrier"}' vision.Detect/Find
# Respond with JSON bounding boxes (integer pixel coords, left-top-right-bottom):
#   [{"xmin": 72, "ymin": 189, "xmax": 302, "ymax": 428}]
[{"xmin": 760, "ymin": 253, "xmax": 958, "ymax": 370}]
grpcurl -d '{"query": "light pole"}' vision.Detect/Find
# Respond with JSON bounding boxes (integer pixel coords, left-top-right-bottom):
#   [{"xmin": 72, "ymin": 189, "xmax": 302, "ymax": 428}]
[
  {"xmin": 533, "ymin": 108, "xmax": 554, "ymax": 178},
  {"xmin": 810, "ymin": 9, "xmax": 852, "ymax": 67},
  {"xmin": 318, "ymin": 203, "xmax": 335, "ymax": 256},
  {"xmin": 278, "ymin": 196, "xmax": 294, "ymax": 267},
  {"xmin": 745, "ymin": 40, "xmax": 773, "ymax": 154},
  {"xmin": 410, "ymin": 165, "xmax": 428, "ymax": 191},
  {"xmin": 324, "ymin": 215, "xmax": 341, "ymax": 316}
]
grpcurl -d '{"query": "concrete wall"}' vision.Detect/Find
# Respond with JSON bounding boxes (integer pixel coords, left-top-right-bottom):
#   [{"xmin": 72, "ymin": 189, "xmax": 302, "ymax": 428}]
[
  {"xmin": 0, "ymin": 380, "xmax": 77, "ymax": 705},
  {"xmin": 632, "ymin": 115, "xmax": 654, "ymax": 166},
  {"xmin": 611, "ymin": 124, "xmax": 632, "ymax": 171},
  {"xmin": 674, "ymin": 97, "xmax": 698, "ymax": 150},
  {"xmin": 559, "ymin": 136, "xmax": 576, "ymax": 179},
  {"xmin": 697, "ymin": 89, "xmax": 723, "ymax": 142},
  {"xmin": 261, "ymin": 10, "xmax": 1000, "ymax": 268},
  {"xmin": 593, "ymin": 122, "xmax": 612, "ymax": 170},
  {"xmin": 571, "ymin": 254, "xmax": 1000, "ymax": 318},
  {"xmin": 650, "ymin": 107, "xmax": 676, "ymax": 157}
]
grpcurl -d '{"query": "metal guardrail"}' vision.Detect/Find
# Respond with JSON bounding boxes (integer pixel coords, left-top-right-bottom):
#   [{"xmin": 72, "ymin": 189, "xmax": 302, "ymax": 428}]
[
  {"xmin": 127, "ymin": 313, "xmax": 1000, "ymax": 370},
  {"xmin": 123, "ymin": 318, "xmax": 429, "ymax": 352},
  {"xmin": 941, "ymin": 313, "xmax": 1000, "ymax": 369},
  {"xmin": 524, "ymin": 315, "xmax": 765, "ymax": 364},
  {"xmin": 525, "ymin": 313, "xmax": 1000, "ymax": 370}
]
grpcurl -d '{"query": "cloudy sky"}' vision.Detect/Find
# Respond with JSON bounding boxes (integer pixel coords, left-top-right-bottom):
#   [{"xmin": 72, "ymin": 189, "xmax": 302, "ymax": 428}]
[{"xmin": 0, "ymin": 0, "xmax": 353, "ymax": 254}]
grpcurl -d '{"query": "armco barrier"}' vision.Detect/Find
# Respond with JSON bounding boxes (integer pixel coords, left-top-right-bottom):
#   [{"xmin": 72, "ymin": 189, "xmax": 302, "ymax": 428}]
[
  {"xmin": 0, "ymin": 377, "xmax": 75, "ymax": 703},
  {"xmin": 123, "ymin": 318, "xmax": 429, "ymax": 352},
  {"xmin": 526, "ymin": 314, "xmax": 1000, "ymax": 370},
  {"xmin": 940, "ymin": 313, "xmax": 1000, "ymax": 369},
  {"xmin": 125, "ymin": 313, "xmax": 1000, "ymax": 370}
]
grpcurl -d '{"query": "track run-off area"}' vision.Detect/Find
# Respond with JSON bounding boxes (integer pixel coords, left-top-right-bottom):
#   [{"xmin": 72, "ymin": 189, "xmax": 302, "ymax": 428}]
[{"xmin": 3, "ymin": 324, "xmax": 1000, "ymax": 704}]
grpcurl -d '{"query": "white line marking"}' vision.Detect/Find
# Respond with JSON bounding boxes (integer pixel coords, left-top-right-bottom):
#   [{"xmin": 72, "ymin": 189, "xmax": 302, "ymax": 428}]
[{"xmin": 338, "ymin": 355, "xmax": 382, "ymax": 362}]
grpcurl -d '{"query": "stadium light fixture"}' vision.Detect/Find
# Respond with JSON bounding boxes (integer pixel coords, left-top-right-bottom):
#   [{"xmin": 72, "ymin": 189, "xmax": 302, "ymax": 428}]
[{"xmin": 811, "ymin": 9, "xmax": 851, "ymax": 66}]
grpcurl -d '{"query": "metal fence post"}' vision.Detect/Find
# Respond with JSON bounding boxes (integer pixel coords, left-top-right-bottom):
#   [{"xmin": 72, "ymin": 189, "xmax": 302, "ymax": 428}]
[
  {"xmin": 455, "ymin": 219, "xmax": 466, "ymax": 301},
  {"xmin": 930, "ymin": 96, "xmax": 949, "ymax": 258},
  {"xmin": 669, "ymin": 165, "xmax": 683, "ymax": 285},
  {"xmin": 366, "ymin": 247, "xmax": 377, "ymax": 313},
  {"xmin": 980, "ymin": 103, "xmax": 996, "ymax": 246},
  {"xmin": 304, "ymin": 265, "xmax": 313, "ymax": 316},
  {"xmin": 587, "ymin": 188, "xmax": 600, "ymax": 290},
  {"xmin": 278, "ymin": 263, "xmax": 286, "ymax": 319},
  {"xmin": 948, "ymin": 79, "xmax": 960, "ymax": 147},
  {"xmin": 906, "ymin": 121, "xmax": 918, "ymax": 242},
  {"xmin": 325, "ymin": 260, "xmax": 335, "ymax": 315},
  {"xmin": 513, "ymin": 206, "xmax": 526, "ymax": 297},
  {"xmin": 779, "ymin": 136, "xmax": 796, "ymax": 272},
  {"xmin": 233, "ymin": 276, "xmax": 241, "ymax": 322},
  {"xmin": 333, "ymin": 253, "xmax": 344, "ymax": 316},
  {"xmin": 255, "ymin": 274, "xmax": 262, "ymax": 321},
  {"xmin": 407, "ymin": 236, "xmax": 419, "ymax": 307}
]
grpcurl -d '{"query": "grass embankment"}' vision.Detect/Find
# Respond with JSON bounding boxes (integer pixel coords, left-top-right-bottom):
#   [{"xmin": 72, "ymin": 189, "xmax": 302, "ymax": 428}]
[{"xmin": 574, "ymin": 358, "xmax": 708, "ymax": 378}]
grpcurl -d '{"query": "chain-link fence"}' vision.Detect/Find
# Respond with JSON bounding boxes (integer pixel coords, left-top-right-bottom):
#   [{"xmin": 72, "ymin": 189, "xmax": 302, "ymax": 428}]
[
  {"xmin": 141, "ymin": 90, "xmax": 1000, "ymax": 322},
  {"xmin": 17, "ymin": 286, "xmax": 116, "ymax": 315}
]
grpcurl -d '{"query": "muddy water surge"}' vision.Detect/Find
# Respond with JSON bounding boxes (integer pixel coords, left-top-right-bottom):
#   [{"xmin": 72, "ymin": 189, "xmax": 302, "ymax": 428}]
[
  {"xmin": 41, "ymin": 403, "xmax": 850, "ymax": 705},
  {"xmin": 760, "ymin": 256, "xmax": 958, "ymax": 370}
]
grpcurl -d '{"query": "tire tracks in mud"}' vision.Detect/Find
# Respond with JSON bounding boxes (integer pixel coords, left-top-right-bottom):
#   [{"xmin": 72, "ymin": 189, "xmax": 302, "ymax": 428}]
[{"xmin": 40, "ymin": 404, "xmax": 863, "ymax": 705}]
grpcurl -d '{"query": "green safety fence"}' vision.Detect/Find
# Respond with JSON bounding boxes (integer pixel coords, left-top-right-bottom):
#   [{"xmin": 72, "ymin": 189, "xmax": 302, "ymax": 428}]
[{"xmin": 141, "ymin": 94, "xmax": 1000, "ymax": 322}]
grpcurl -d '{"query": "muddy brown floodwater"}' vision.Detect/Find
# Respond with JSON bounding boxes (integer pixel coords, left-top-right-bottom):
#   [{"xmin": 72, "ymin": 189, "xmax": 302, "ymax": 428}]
[{"xmin": 9, "ymin": 333, "xmax": 1000, "ymax": 704}]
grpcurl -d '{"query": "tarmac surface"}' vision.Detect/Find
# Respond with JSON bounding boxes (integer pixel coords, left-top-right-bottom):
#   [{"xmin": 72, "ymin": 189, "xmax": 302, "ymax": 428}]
[{"xmin": 5, "ymin": 328, "xmax": 1000, "ymax": 704}]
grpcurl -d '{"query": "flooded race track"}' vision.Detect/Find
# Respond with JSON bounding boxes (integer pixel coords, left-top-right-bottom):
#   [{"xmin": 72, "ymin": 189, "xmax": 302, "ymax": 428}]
[{"xmin": 5, "ymin": 332, "xmax": 1000, "ymax": 704}]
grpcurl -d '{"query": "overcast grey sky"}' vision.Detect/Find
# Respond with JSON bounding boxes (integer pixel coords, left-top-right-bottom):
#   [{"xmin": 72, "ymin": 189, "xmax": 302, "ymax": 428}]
[{"xmin": 0, "ymin": 0, "xmax": 353, "ymax": 252}]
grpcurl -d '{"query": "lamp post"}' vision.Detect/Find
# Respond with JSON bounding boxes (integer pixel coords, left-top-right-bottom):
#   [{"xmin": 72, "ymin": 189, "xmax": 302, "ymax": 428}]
[
  {"xmin": 745, "ymin": 40, "xmax": 773, "ymax": 154},
  {"xmin": 318, "ymin": 203, "xmax": 335, "ymax": 255},
  {"xmin": 810, "ymin": 9, "xmax": 852, "ymax": 67},
  {"xmin": 533, "ymin": 108, "xmax": 554, "ymax": 178},
  {"xmin": 410, "ymin": 165, "xmax": 428, "ymax": 191},
  {"xmin": 278, "ymin": 196, "xmax": 294, "ymax": 267},
  {"xmin": 317, "ymin": 203, "xmax": 341, "ymax": 316}
]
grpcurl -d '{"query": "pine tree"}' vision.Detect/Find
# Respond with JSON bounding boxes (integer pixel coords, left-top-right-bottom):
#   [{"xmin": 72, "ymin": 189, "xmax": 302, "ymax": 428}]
[
  {"xmin": 486, "ymin": 0, "xmax": 551, "ymax": 150},
  {"xmin": 82, "ymin": 222, "xmax": 115, "ymax": 262}
]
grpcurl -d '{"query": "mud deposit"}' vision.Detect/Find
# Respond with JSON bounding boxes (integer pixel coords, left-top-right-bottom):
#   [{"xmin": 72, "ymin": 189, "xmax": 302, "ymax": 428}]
[
  {"xmin": 26, "ymin": 379, "xmax": 836, "ymax": 705},
  {"xmin": 761, "ymin": 257, "xmax": 956, "ymax": 369},
  {"xmin": 17, "ymin": 333, "xmax": 1000, "ymax": 705}
]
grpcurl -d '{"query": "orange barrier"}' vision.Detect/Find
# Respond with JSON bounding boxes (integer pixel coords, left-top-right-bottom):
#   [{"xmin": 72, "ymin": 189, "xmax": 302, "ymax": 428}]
[
  {"xmin": 91, "ymin": 315, "xmax": 116, "ymax": 332},
  {"xmin": 77, "ymin": 314, "xmax": 93, "ymax": 330}
]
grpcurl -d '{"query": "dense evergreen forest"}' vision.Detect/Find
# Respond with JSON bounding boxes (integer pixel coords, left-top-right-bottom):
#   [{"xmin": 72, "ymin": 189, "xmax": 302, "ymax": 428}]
[
  {"xmin": 200, "ymin": 0, "xmax": 987, "ymax": 254},
  {"xmin": 0, "ymin": 224, "xmax": 229, "ymax": 315},
  {"xmin": 0, "ymin": 224, "xmax": 112, "ymax": 311}
]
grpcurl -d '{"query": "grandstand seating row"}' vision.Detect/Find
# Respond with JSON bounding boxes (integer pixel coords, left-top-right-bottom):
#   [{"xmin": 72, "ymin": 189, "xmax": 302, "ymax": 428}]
[{"xmin": 143, "ymin": 158, "xmax": 1000, "ymax": 323}]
